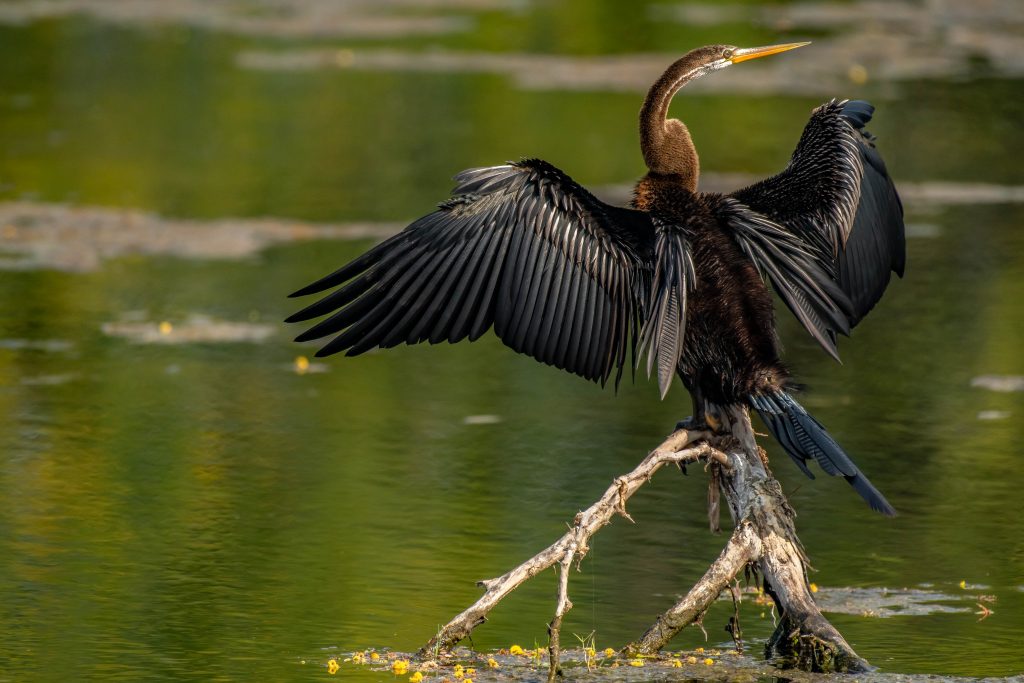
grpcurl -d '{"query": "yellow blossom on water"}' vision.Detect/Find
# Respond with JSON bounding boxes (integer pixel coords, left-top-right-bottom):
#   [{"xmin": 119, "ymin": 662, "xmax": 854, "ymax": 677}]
[
  {"xmin": 603, "ymin": 648, "xmax": 615, "ymax": 657},
  {"xmin": 585, "ymin": 647, "xmax": 596, "ymax": 659},
  {"xmin": 465, "ymin": 679, "xmax": 473, "ymax": 683},
  {"xmin": 810, "ymin": 582, "xmax": 819, "ymax": 593},
  {"xmin": 409, "ymin": 672, "xmax": 424, "ymax": 683},
  {"xmin": 465, "ymin": 668, "xmax": 476, "ymax": 675},
  {"xmin": 453, "ymin": 664, "xmax": 464, "ymax": 679},
  {"xmin": 487, "ymin": 657, "xmax": 498, "ymax": 668},
  {"xmin": 670, "ymin": 659, "xmax": 682, "ymax": 668},
  {"xmin": 371, "ymin": 652, "xmax": 380, "ymax": 661},
  {"xmin": 704, "ymin": 658, "xmax": 714, "ymax": 666},
  {"xmin": 959, "ymin": 580, "xmax": 967, "ymax": 589},
  {"xmin": 695, "ymin": 647, "xmax": 704, "ymax": 654},
  {"xmin": 628, "ymin": 658, "xmax": 644, "ymax": 667},
  {"xmin": 686, "ymin": 656, "xmax": 697, "ymax": 664},
  {"xmin": 392, "ymin": 660, "xmax": 410, "ymax": 675},
  {"xmin": 509, "ymin": 645, "xmax": 525, "ymax": 655},
  {"xmin": 352, "ymin": 652, "xmax": 367, "ymax": 664},
  {"xmin": 159, "ymin": 321, "xmax": 173, "ymax": 335},
  {"xmin": 327, "ymin": 659, "xmax": 340, "ymax": 675}
]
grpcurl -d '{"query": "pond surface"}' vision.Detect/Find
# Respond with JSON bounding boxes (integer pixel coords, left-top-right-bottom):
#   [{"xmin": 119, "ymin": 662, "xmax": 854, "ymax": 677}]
[{"xmin": 1, "ymin": 2, "xmax": 1023, "ymax": 681}]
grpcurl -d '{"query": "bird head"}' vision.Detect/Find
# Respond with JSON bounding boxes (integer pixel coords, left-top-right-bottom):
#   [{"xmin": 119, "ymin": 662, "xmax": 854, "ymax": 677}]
[
  {"xmin": 639, "ymin": 41, "xmax": 810, "ymax": 178},
  {"xmin": 685, "ymin": 42, "xmax": 811, "ymax": 79}
]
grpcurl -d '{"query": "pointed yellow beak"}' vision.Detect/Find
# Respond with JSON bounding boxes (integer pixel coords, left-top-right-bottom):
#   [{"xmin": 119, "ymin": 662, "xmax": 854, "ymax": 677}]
[{"xmin": 730, "ymin": 41, "xmax": 810, "ymax": 64}]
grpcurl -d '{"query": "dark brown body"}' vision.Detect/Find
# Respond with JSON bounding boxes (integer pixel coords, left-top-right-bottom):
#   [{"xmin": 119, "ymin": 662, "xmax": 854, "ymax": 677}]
[{"xmin": 634, "ymin": 173, "xmax": 787, "ymax": 406}]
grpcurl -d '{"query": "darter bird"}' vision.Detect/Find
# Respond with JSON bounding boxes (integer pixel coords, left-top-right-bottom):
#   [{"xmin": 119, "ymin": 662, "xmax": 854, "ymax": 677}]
[{"xmin": 286, "ymin": 43, "xmax": 905, "ymax": 516}]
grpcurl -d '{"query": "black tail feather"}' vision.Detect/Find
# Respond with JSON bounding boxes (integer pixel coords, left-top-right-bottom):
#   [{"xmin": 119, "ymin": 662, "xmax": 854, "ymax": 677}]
[{"xmin": 749, "ymin": 391, "xmax": 896, "ymax": 516}]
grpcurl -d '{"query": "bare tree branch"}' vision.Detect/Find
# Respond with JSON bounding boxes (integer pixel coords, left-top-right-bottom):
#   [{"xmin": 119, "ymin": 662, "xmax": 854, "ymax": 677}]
[
  {"xmin": 417, "ymin": 429, "xmax": 715, "ymax": 658},
  {"xmin": 417, "ymin": 407, "xmax": 872, "ymax": 673}
]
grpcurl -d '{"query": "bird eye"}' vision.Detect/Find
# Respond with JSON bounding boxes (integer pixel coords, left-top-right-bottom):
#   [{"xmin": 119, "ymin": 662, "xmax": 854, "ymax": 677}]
[{"xmin": 723, "ymin": 48, "xmax": 735, "ymax": 60}]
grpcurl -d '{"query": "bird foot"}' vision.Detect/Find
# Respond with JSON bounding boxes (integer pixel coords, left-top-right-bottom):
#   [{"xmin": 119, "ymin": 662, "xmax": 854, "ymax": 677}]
[{"xmin": 675, "ymin": 412, "xmax": 723, "ymax": 434}]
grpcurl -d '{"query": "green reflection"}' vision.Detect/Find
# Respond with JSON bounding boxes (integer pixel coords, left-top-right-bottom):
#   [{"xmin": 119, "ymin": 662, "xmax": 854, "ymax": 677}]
[{"xmin": 1, "ymin": 8, "xmax": 1023, "ymax": 682}]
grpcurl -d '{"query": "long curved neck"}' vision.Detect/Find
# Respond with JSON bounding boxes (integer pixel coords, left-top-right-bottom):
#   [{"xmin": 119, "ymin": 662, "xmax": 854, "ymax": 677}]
[{"xmin": 639, "ymin": 54, "xmax": 703, "ymax": 190}]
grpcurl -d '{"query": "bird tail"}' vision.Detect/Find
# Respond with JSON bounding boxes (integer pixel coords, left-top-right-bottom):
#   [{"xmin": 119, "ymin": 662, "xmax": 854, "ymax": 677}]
[{"xmin": 748, "ymin": 391, "xmax": 896, "ymax": 516}]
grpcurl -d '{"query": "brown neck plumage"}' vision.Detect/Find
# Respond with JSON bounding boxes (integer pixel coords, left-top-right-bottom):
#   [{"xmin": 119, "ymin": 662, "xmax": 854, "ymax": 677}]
[{"xmin": 639, "ymin": 51, "xmax": 709, "ymax": 191}]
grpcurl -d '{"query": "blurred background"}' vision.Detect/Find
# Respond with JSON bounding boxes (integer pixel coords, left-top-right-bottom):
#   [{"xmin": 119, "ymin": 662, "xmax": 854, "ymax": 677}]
[{"xmin": 1, "ymin": 0, "xmax": 1023, "ymax": 680}]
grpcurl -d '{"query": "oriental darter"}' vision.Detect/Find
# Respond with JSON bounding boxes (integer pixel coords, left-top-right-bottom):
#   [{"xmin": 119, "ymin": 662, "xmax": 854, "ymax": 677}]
[{"xmin": 287, "ymin": 43, "xmax": 905, "ymax": 516}]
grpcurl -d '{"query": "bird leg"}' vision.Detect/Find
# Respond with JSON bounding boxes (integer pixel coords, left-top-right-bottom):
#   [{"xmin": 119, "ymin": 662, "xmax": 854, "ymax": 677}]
[{"xmin": 676, "ymin": 385, "xmax": 724, "ymax": 433}]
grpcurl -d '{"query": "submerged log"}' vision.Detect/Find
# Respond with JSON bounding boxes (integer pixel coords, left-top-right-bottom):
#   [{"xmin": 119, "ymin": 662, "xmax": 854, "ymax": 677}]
[{"xmin": 417, "ymin": 406, "xmax": 870, "ymax": 674}]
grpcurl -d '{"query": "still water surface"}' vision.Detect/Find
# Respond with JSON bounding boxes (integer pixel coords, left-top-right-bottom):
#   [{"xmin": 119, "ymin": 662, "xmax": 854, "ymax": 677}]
[{"xmin": 1, "ymin": 4, "xmax": 1023, "ymax": 681}]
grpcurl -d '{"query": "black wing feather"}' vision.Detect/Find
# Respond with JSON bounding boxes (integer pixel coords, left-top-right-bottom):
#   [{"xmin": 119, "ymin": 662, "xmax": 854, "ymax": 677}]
[
  {"xmin": 731, "ymin": 99, "xmax": 905, "ymax": 337},
  {"xmin": 714, "ymin": 197, "xmax": 853, "ymax": 361},
  {"xmin": 287, "ymin": 159, "xmax": 655, "ymax": 385},
  {"xmin": 638, "ymin": 218, "xmax": 696, "ymax": 399}
]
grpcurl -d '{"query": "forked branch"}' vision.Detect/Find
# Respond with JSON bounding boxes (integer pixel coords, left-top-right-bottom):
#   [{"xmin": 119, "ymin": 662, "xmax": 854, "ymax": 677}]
[
  {"xmin": 418, "ymin": 407, "xmax": 871, "ymax": 674},
  {"xmin": 417, "ymin": 428, "xmax": 719, "ymax": 658}
]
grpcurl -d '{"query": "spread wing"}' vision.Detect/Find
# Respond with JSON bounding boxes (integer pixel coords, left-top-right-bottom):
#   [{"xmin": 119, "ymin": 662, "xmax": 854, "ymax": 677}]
[
  {"xmin": 713, "ymin": 197, "xmax": 853, "ymax": 361},
  {"xmin": 732, "ymin": 99, "xmax": 905, "ymax": 330},
  {"xmin": 286, "ymin": 159, "xmax": 655, "ymax": 386}
]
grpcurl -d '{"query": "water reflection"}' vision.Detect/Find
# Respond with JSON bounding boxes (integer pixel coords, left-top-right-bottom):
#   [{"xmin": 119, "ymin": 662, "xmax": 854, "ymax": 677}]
[{"xmin": 0, "ymin": 3, "xmax": 1022, "ymax": 681}]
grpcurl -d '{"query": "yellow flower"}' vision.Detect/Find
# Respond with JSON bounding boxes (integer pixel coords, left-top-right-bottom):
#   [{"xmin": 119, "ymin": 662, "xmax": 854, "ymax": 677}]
[
  {"xmin": 584, "ymin": 647, "xmax": 596, "ymax": 659},
  {"xmin": 465, "ymin": 668, "xmax": 476, "ymax": 675},
  {"xmin": 670, "ymin": 659, "xmax": 682, "ymax": 668},
  {"xmin": 409, "ymin": 673, "xmax": 424, "ymax": 683},
  {"xmin": 352, "ymin": 652, "xmax": 367, "ymax": 664},
  {"xmin": 603, "ymin": 648, "xmax": 615, "ymax": 657},
  {"xmin": 159, "ymin": 321, "xmax": 173, "ymax": 335},
  {"xmin": 509, "ymin": 645, "xmax": 525, "ymax": 655},
  {"xmin": 704, "ymin": 658, "xmax": 714, "ymax": 666},
  {"xmin": 295, "ymin": 355, "xmax": 310, "ymax": 374},
  {"xmin": 465, "ymin": 679, "xmax": 474, "ymax": 683},
  {"xmin": 695, "ymin": 647, "xmax": 704, "ymax": 654},
  {"xmin": 453, "ymin": 664, "xmax": 464, "ymax": 679},
  {"xmin": 371, "ymin": 653, "xmax": 381, "ymax": 661},
  {"xmin": 686, "ymin": 656, "xmax": 697, "ymax": 664},
  {"xmin": 959, "ymin": 580, "xmax": 967, "ymax": 589},
  {"xmin": 628, "ymin": 658, "xmax": 644, "ymax": 667},
  {"xmin": 810, "ymin": 582, "xmax": 819, "ymax": 593},
  {"xmin": 487, "ymin": 657, "xmax": 498, "ymax": 668},
  {"xmin": 327, "ymin": 659, "xmax": 340, "ymax": 675},
  {"xmin": 392, "ymin": 660, "xmax": 410, "ymax": 675}
]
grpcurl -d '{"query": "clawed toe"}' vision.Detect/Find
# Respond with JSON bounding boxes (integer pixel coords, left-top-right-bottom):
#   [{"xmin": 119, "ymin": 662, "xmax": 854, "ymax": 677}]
[
  {"xmin": 675, "ymin": 412, "xmax": 723, "ymax": 434},
  {"xmin": 676, "ymin": 416, "xmax": 700, "ymax": 431}
]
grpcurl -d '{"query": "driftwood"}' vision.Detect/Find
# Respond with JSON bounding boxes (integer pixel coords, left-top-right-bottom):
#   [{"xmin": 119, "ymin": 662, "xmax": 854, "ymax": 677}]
[{"xmin": 417, "ymin": 406, "xmax": 871, "ymax": 674}]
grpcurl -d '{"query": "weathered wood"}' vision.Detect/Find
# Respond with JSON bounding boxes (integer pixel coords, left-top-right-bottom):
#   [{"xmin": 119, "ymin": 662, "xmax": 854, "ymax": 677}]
[
  {"xmin": 418, "ymin": 406, "xmax": 872, "ymax": 673},
  {"xmin": 625, "ymin": 521, "xmax": 758, "ymax": 655},
  {"xmin": 628, "ymin": 405, "xmax": 870, "ymax": 673},
  {"xmin": 546, "ymin": 554, "xmax": 572, "ymax": 682},
  {"xmin": 417, "ymin": 429, "xmax": 714, "ymax": 659}
]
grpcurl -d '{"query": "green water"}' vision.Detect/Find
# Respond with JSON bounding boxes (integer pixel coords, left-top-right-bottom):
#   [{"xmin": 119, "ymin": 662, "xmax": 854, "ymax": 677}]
[{"xmin": 1, "ymin": 6, "xmax": 1023, "ymax": 682}]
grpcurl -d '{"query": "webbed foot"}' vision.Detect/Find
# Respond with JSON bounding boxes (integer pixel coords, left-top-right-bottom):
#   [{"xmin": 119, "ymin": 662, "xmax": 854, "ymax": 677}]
[
  {"xmin": 675, "ymin": 416, "xmax": 701, "ymax": 431},
  {"xmin": 675, "ymin": 412, "xmax": 723, "ymax": 433}
]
